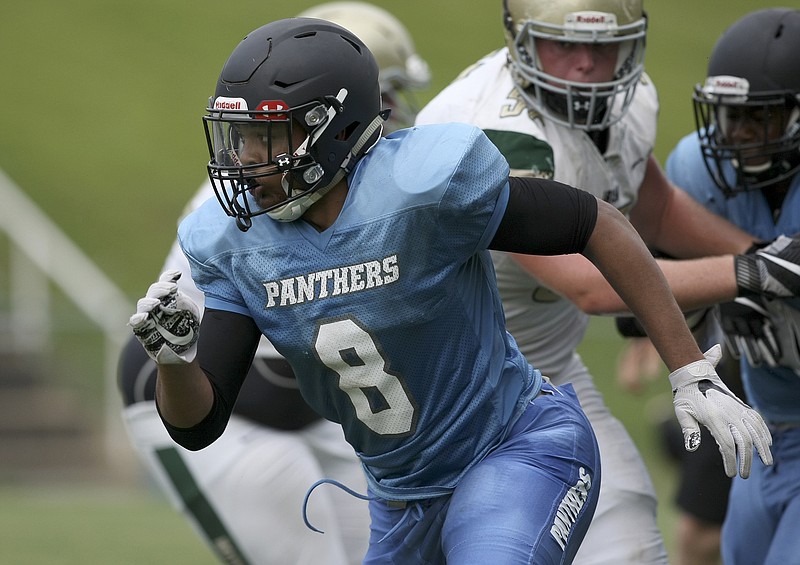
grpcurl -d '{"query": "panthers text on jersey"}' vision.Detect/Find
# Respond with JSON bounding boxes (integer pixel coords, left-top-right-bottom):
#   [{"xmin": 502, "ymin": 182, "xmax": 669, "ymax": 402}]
[{"xmin": 179, "ymin": 122, "xmax": 543, "ymax": 501}]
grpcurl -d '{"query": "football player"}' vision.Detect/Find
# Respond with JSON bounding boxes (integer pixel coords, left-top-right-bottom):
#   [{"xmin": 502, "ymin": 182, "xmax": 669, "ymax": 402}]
[
  {"xmin": 665, "ymin": 9, "xmax": 800, "ymax": 564},
  {"xmin": 415, "ymin": 0, "xmax": 792, "ymax": 563},
  {"xmin": 130, "ymin": 15, "xmax": 774, "ymax": 565},
  {"xmin": 117, "ymin": 3, "xmax": 428, "ymax": 564}
]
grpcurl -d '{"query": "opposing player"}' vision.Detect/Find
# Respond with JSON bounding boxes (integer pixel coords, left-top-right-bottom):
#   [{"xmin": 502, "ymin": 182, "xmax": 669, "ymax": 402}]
[
  {"xmin": 117, "ymin": 4, "xmax": 429, "ymax": 564},
  {"xmin": 666, "ymin": 9, "xmax": 800, "ymax": 564},
  {"xmin": 415, "ymin": 1, "xmax": 791, "ymax": 562},
  {"xmin": 298, "ymin": 2, "xmax": 430, "ymax": 133},
  {"xmin": 129, "ymin": 16, "xmax": 773, "ymax": 564}
]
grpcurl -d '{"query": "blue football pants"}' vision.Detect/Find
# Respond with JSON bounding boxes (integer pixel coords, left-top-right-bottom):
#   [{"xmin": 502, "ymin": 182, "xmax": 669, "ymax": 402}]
[
  {"xmin": 363, "ymin": 382, "xmax": 601, "ymax": 564},
  {"xmin": 722, "ymin": 425, "xmax": 800, "ymax": 565}
]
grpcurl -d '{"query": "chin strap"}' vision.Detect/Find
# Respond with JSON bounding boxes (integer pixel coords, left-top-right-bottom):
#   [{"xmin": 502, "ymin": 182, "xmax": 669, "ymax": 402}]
[{"xmin": 267, "ymin": 111, "xmax": 387, "ymax": 222}]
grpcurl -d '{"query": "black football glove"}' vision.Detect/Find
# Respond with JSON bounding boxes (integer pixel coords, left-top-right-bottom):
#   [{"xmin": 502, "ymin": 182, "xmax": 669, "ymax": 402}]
[
  {"xmin": 735, "ymin": 235, "xmax": 800, "ymax": 299},
  {"xmin": 717, "ymin": 297, "xmax": 780, "ymax": 367}
]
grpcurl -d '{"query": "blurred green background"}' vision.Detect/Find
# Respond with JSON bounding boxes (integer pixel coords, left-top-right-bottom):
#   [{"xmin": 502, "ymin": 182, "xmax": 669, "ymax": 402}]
[{"xmin": 0, "ymin": 0, "xmax": 771, "ymax": 562}]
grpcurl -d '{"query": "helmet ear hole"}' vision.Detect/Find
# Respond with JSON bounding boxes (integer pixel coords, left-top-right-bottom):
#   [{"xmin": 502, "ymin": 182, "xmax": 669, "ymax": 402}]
[{"xmin": 338, "ymin": 121, "xmax": 360, "ymax": 141}]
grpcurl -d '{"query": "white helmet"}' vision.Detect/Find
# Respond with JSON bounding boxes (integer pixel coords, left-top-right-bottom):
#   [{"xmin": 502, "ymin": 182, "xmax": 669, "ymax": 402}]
[
  {"xmin": 502, "ymin": 0, "xmax": 647, "ymax": 130},
  {"xmin": 298, "ymin": 2, "xmax": 431, "ymax": 131}
]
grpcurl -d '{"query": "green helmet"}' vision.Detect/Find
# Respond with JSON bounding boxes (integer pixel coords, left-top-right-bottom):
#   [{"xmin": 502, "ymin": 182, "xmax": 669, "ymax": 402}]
[
  {"xmin": 502, "ymin": 0, "xmax": 647, "ymax": 130},
  {"xmin": 298, "ymin": 2, "xmax": 431, "ymax": 130}
]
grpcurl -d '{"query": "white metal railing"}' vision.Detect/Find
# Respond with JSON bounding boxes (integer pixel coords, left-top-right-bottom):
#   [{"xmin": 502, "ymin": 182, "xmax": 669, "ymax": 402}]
[{"xmin": 0, "ymin": 168, "xmax": 135, "ymax": 467}]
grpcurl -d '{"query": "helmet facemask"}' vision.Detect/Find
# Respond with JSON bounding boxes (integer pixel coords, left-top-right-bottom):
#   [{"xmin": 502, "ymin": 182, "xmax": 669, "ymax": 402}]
[
  {"xmin": 505, "ymin": 6, "xmax": 647, "ymax": 131},
  {"xmin": 693, "ymin": 75, "xmax": 800, "ymax": 197},
  {"xmin": 205, "ymin": 91, "xmax": 350, "ymax": 230}
]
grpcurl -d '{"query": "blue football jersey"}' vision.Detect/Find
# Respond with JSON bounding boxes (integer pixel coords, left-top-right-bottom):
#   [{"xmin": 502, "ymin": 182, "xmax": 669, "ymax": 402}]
[
  {"xmin": 667, "ymin": 132, "xmax": 800, "ymax": 424},
  {"xmin": 178, "ymin": 123, "xmax": 543, "ymax": 500}
]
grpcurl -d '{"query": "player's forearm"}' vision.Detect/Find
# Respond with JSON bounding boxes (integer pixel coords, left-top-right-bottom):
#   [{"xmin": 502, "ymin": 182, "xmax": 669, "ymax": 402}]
[
  {"xmin": 155, "ymin": 361, "xmax": 215, "ymax": 428},
  {"xmin": 643, "ymin": 182, "xmax": 754, "ymax": 257},
  {"xmin": 583, "ymin": 200, "xmax": 703, "ymax": 370},
  {"xmin": 654, "ymin": 256, "xmax": 737, "ymax": 310},
  {"xmin": 515, "ymin": 253, "xmax": 735, "ymax": 317},
  {"xmin": 577, "ymin": 255, "xmax": 739, "ymax": 314}
]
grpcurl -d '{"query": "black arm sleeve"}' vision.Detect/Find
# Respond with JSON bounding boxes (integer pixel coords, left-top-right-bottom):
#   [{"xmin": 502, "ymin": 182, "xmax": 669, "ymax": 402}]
[
  {"xmin": 615, "ymin": 315, "xmax": 649, "ymax": 338},
  {"xmin": 159, "ymin": 308, "xmax": 261, "ymax": 451},
  {"xmin": 117, "ymin": 334, "xmax": 157, "ymax": 407},
  {"xmin": 489, "ymin": 176, "xmax": 598, "ymax": 255}
]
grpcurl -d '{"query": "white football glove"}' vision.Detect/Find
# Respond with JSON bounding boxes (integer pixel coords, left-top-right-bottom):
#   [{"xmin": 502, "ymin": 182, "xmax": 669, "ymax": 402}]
[
  {"xmin": 669, "ymin": 344, "xmax": 773, "ymax": 479},
  {"xmin": 129, "ymin": 270, "xmax": 200, "ymax": 364}
]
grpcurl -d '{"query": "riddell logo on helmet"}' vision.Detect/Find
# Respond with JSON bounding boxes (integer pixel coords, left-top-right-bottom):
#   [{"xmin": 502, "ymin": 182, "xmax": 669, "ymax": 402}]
[
  {"xmin": 704, "ymin": 75, "xmax": 749, "ymax": 97},
  {"xmin": 712, "ymin": 78, "xmax": 745, "ymax": 89},
  {"xmin": 565, "ymin": 11, "xmax": 618, "ymax": 30},
  {"xmin": 214, "ymin": 97, "xmax": 248, "ymax": 111},
  {"xmin": 255, "ymin": 100, "xmax": 289, "ymax": 120},
  {"xmin": 575, "ymin": 14, "xmax": 607, "ymax": 24}
]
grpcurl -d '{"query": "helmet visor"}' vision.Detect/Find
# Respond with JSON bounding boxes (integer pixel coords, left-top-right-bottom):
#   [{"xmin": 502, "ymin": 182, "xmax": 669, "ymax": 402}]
[{"xmin": 203, "ymin": 105, "xmax": 321, "ymax": 226}]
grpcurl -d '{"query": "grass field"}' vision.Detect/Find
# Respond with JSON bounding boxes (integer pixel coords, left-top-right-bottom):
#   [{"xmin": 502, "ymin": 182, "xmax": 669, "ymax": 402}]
[
  {"xmin": 0, "ymin": 0, "xmax": 772, "ymax": 563},
  {"xmin": 0, "ymin": 482, "xmax": 218, "ymax": 564}
]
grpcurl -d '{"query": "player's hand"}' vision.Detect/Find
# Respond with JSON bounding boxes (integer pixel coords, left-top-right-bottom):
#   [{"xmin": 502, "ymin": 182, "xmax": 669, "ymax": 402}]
[
  {"xmin": 717, "ymin": 297, "xmax": 780, "ymax": 367},
  {"xmin": 735, "ymin": 235, "xmax": 800, "ymax": 298},
  {"xmin": 669, "ymin": 344, "xmax": 773, "ymax": 479},
  {"xmin": 129, "ymin": 270, "xmax": 200, "ymax": 364}
]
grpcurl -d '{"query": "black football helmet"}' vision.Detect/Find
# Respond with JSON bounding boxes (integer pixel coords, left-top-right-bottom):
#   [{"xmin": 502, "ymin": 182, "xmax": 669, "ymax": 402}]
[
  {"xmin": 204, "ymin": 18, "xmax": 385, "ymax": 229},
  {"xmin": 692, "ymin": 9, "xmax": 800, "ymax": 197}
]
